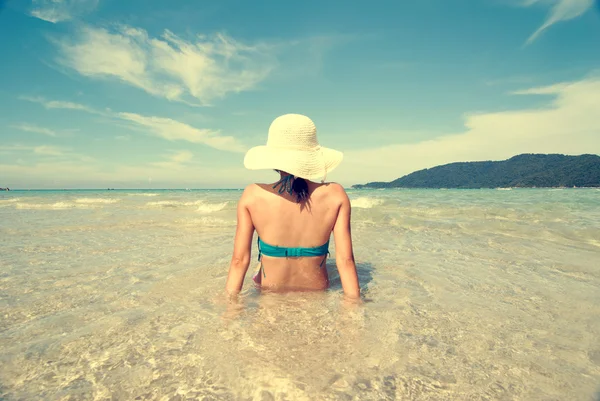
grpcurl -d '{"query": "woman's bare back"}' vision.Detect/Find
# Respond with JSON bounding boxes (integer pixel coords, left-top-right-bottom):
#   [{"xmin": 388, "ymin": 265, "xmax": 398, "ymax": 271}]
[
  {"xmin": 225, "ymin": 177, "xmax": 360, "ymax": 297},
  {"xmin": 248, "ymin": 180, "xmax": 342, "ymax": 291}
]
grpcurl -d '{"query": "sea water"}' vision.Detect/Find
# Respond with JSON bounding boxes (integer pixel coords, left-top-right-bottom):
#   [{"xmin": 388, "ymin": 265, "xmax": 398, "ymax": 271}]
[{"xmin": 1, "ymin": 188, "xmax": 599, "ymax": 400}]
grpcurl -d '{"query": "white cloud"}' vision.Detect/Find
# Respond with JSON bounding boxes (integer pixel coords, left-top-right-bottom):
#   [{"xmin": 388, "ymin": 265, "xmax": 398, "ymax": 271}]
[
  {"xmin": 118, "ymin": 112, "xmax": 245, "ymax": 152},
  {"xmin": 522, "ymin": 0, "xmax": 594, "ymax": 44},
  {"xmin": 53, "ymin": 25, "xmax": 275, "ymax": 105},
  {"xmin": 0, "ymin": 159, "xmax": 255, "ymax": 189},
  {"xmin": 12, "ymin": 123, "xmax": 57, "ymax": 137},
  {"xmin": 170, "ymin": 150, "xmax": 193, "ymax": 164},
  {"xmin": 0, "ymin": 144, "xmax": 92, "ymax": 161},
  {"xmin": 30, "ymin": 0, "xmax": 99, "ymax": 23},
  {"xmin": 21, "ymin": 95, "xmax": 245, "ymax": 151},
  {"xmin": 34, "ymin": 145, "xmax": 65, "ymax": 156},
  {"xmin": 0, "ymin": 144, "xmax": 36, "ymax": 153},
  {"xmin": 151, "ymin": 150, "xmax": 195, "ymax": 169},
  {"xmin": 341, "ymin": 76, "xmax": 600, "ymax": 185},
  {"xmin": 20, "ymin": 96, "xmax": 100, "ymax": 114}
]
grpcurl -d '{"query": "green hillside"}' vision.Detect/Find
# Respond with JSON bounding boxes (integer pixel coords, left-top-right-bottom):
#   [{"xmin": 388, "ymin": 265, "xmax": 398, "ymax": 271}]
[{"xmin": 353, "ymin": 154, "xmax": 600, "ymax": 189}]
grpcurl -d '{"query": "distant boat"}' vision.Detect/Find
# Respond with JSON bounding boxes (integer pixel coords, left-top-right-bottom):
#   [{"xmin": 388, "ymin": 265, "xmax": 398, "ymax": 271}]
[{"xmin": 0, "ymin": 188, "xmax": 9, "ymax": 191}]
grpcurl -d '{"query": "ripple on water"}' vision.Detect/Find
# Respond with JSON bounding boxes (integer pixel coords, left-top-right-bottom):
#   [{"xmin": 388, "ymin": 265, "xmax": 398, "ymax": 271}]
[{"xmin": 0, "ymin": 189, "xmax": 599, "ymax": 399}]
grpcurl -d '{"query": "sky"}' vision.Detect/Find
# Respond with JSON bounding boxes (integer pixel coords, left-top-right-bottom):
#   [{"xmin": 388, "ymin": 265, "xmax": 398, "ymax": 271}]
[{"xmin": 0, "ymin": 0, "xmax": 599, "ymax": 189}]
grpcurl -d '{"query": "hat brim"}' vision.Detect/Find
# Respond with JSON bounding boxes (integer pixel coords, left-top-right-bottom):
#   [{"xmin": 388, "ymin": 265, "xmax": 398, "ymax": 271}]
[{"xmin": 244, "ymin": 146, "xmax": 343, "ymax": 180}]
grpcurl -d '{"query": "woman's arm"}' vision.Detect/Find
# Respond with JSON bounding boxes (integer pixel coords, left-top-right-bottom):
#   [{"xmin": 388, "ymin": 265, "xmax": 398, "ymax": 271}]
[
  {"xmin": 225, "ymin": 186, "xmax": 255, "ymax": 297},
  {"xmin": 332, "ymin": 186, "xmax": 361, "ymax": 299}
]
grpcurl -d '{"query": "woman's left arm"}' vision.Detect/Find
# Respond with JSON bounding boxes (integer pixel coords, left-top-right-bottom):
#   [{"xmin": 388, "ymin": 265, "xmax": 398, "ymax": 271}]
[{"xmin": 225, "ymin": 186, "xmax": 255, "ymax": 297}]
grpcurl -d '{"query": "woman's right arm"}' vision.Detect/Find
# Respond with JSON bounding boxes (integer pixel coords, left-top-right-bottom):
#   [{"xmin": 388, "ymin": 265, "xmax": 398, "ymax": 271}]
[{"xmin": 332, "ymin": 186, "xmax": 361, "ymax": 299}]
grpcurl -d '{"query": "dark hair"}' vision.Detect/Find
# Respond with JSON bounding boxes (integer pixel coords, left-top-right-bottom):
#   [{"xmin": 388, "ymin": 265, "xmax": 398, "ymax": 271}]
[
  {"xmin": 274, "ymin": 170, "xmax": 309, "ymax": 203},
  {"xmin": 292, "ymin": 177, "xmax": 309, "ymax": 203}
]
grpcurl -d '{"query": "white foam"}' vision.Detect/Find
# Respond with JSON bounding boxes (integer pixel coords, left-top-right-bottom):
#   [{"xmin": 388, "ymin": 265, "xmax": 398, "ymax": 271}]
[
  {"xmin": 496, "ymin": 188, "xmax": 512, "ymax": 191},
  {"xmin": 197, "ymin": 201, "xmax": 228, "ymax": 213},
  {"xmin": 146, "ymin": 200, "xmax": 229, "ymax": 213},
  {"xmin": 15, "ymin": 202, "xmax": 82, "ymax": 210},
  {"xmin": 0, "ymin": 198, "xmax": 20, "ymax": 203},
  {"xmin": 351, "ymin": 197, "xmax": 384, "ymax": 209},
  {"xmin": 146, "ymin": 200, "xmax": 199, "ymax": 207},
  {"xmin": 126, "ymin": 193, "xmax": 159, "ymax": 197},
  {"xmin": 75, "ymin": 198, "xmax": 120, "ymax": 204},
  {"xmin": 176, "ymin": 217, "xmax": 235, "ymax": 227}
]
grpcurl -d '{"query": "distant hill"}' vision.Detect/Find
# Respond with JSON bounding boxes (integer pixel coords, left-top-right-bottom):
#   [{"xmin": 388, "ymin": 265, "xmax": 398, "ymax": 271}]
[{"xmin": 353, "ymin": 154, "xmax": 600, "ymax": 189}]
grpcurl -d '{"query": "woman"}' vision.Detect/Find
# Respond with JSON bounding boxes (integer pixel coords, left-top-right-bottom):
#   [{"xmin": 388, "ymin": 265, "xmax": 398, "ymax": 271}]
[{"xmin": 225, "ymin": 114, "xmax": 361, "ymax": 299}]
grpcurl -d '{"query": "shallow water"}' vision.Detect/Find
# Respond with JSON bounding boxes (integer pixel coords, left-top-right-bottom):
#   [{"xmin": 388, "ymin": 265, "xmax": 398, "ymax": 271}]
[{"xmin": 1, "ymin": 188, "xmax": 599, "ymax": 400}]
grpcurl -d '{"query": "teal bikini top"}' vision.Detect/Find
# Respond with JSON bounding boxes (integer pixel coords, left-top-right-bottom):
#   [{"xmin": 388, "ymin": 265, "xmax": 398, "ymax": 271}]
[
  {"xmin": 258, "ymin": 237, "xmax": 330, "ymax": 258},
  {"xmin": 257, "ymin": 237, "xmax": 330, "ymax": 278}
]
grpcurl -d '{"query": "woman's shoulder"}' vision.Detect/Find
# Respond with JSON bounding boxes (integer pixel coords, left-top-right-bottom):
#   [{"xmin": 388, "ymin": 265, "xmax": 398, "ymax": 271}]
[
  {"xmin": 322, "ymin": 181, "xmax": 346, "ymax": 192},
  {"xmin": 314, "ymin": 181, "xmax": 346, "ymax": 193},
  {"xmin": 311, "ymin": 181, "xmax": 349, "ymax": 203},
  {"xmin": 240, "ymin": 183, "xmax": 276, "ymax": 202}
]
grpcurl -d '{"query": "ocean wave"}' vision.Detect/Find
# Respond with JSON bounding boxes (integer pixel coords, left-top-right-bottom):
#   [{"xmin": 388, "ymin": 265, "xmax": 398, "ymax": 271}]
[
  {"xmin": 0, "ymin": 198, "xmax": 21, "ymax": 208},
  {"xmin": 146, "ymin": 200, "xmax": 229, "ymax": 213},
  {"xmin": 197, "ymin": 201, "xmax": 228, "ymax": 213},
  {"xmin": 146, "ymin": 200, "xmax": 201, "ymax": 207},
  {"xmin": 175, "ymin": 217, "xmax": 235, "ymax": 227},
  {"xmin": 74, "ymin": 198, "xmax": 120, "ymax": 204},
  {"xmin": 126, "ymin": 193, "xmax": 160, "ymax": 197},
  {"xmin": 351, "ymin": 197, "xmax": 384, "ymax": 209},
  {"xmin": 14, "ymin": 202, "xmax": 91, "ymax": 210}
]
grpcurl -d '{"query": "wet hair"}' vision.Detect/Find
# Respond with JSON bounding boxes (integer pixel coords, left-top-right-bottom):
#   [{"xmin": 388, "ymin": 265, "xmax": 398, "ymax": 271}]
[
  {"xmin": 274, "ymin": 170, "xmax": 309, "ymax": 203},
  {"xmin": 291, "ymin": 177, "xmax": 309, "ymax": 203}
]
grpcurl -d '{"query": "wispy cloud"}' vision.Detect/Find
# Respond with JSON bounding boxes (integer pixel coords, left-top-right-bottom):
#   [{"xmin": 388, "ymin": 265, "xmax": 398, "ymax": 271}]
[
  {"xmin": 34, "ymin": 145, "xmax": 65, "ymax": 156},
  {"xmin": 53, "ymin": 25, "xmax": 275, "ymax": 105},
  {"xmin": 12, "ymin": 123, "xmax": 57, "ymax": 137},
  {"xmin": 0, "ymin": 159, "xmax": 255, "ymax": 189},
  {"xmin": 522, "ymin": 0, "xmax": 594, "ymax": 44},
  {"xmin": 29, "ymin": 0, "xmax": 99, "ymax": 23},
  {"xmin": 20, "ymin": 95, "xmax": 100, "ymax": 114},
  {"xmin": 118, "ymin": 112, "xmax": 245, "ymax": 152},
  {"xmin": 343, "ymin": 75, "xmax": 600, "ymax": 185},
  {"xmin": 21, "ymin": 95, "xmax": 246, "ymax": 152},
  {"xmin": 0, "ymin": 144, "xmax": 37, "ymax": 153},
  {"xmin": 0, "ymin": 143, "xmax": 92, "ymax": 161},
  {"xmin": 151, "ymin": 150, "xmax": 195, "ymax": 169},
  {"xmin": 170, "ymin": 150, "xmax": 193, "ymax": 163}
]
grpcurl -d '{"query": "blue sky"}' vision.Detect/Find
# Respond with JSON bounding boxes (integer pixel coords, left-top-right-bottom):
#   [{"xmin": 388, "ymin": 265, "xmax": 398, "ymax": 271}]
[{"xmin": 0, "ymin": 0, "xmax": 599, "ymax": 189}]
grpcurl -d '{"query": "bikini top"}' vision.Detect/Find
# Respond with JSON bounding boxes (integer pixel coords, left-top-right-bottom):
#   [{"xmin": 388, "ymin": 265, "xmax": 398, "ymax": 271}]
[
  {"xmin": 256, "ymin": 237, "xmax": 330, "ymax": 278},
  {"xmin": 257, "ymin": 237, "xmax": 329, "ymax": 259}
]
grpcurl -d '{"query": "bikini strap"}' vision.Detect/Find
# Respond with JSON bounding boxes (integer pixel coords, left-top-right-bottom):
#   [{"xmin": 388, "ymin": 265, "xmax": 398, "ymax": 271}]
[
  {"xmin": 257, "ymin": 237, "xmax": 262, "ymax": 261},
  {"xmin": 257, "ymin": 237, "xmax": 265, "ymax": 278},
  {"xmin": 319, "ymin": 250, "xmax": 330, "ymax": 268}
]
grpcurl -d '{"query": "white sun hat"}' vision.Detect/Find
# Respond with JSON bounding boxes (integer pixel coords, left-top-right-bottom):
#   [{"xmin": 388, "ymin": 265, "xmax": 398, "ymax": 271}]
[{"xmin": 244, "ymin": 114, "xmax": 343, "ymax": 181}]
